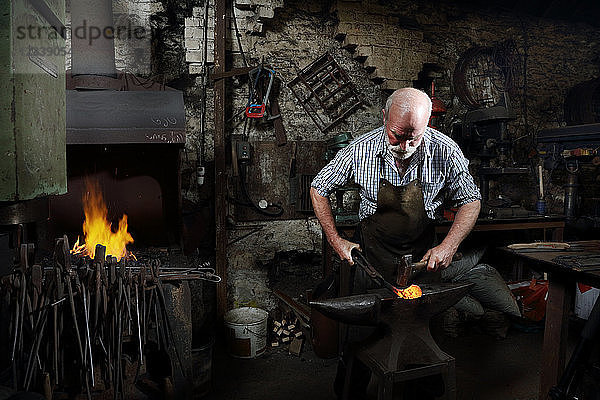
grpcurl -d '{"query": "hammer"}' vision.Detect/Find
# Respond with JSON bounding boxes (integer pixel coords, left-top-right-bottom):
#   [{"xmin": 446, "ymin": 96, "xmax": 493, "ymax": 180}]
[{"xmin": 396, "ymin": 253, "xmax": 462, "ymax": 289}]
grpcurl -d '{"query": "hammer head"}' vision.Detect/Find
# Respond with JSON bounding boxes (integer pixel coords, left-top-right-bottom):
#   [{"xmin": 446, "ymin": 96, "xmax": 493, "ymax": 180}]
[
  {"xmin": 396, "ymin": 254, "xmax": 413, "ymax": 289},
  {"xmin": 396, "ymin": 254, "xmax": 428, "ymax": 289}
]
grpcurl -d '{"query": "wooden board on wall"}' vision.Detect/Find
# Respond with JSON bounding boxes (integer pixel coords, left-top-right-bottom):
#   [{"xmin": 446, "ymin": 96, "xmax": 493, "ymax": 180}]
[{"xmin": 234, "ymin": 141, "xmax": 327, "ymax": 221}]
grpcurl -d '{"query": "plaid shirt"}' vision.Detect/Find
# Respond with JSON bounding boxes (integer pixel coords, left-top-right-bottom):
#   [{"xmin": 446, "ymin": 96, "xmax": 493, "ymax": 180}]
[{"xmin": 311, "ymin": 126, "xmax": 481, "ymax": 220}]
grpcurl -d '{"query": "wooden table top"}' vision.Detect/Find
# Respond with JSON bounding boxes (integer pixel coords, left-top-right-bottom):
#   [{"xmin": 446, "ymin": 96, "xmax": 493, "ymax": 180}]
[
  {"xmin": 434, "ymin": 215, "xmax": 565, "ymax": 233},
  {"xmin": 501, "ymin": 240, "xmax": 600, "ymax": 287}
]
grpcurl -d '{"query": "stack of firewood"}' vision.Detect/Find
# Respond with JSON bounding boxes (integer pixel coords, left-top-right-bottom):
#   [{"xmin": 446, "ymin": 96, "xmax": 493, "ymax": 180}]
[{"xmin": 270, "ymin": 314, "xmax": 305, "ymax": 356}]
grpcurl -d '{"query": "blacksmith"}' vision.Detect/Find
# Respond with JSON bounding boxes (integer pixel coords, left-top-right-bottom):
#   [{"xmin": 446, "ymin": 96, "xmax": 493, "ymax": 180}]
[{"xmin": 310, "ymin": 87, "xmax": 481, "ymax": 398}]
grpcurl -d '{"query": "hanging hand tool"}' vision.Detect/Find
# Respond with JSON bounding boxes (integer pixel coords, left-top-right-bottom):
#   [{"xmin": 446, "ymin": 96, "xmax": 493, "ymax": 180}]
[
  {"xmin": 140, "ymin": 262, "xmax": 147, "ymax": 346},
  {"xmin": 266, "ymin": 77, "xmax": 287, "ymax": 146},
  {"xmin": 135, "ymin": 275, "xmax": 143, "ymax": 365},
  {"xmin": 125, "ymin": 263, "xmax": 133, "ymax": 336},
  {"xmin": 52, "ymin": 253, "xmax": 65, "ymax": 385},
  {"xmin": 11, "ymin": 284, "xmax": 20, "ymax": 389},
  {"xmin": 114, "ymin": 257, "xmax": 125, "ymax": 400},
  {"xmin": 245, "ymin": 66, "xmax": 275, "ymax": 118},
  {"xmin": 157, "ymin": 266, "xmax": 221, "ymax": 282},
  {"xmin": 82, "ymin": 285, "xmax": 94, "ymax": 387},
  {"xmin": 31, "ymin": 264, "xmax": 42, "ymax": 311},
  {"xmin": 93, "ymin": 245, "xmax": 106, "ymax": 334},
  {"xmin": 11, "ymin": 245, "xmax": 29, "ymax": 388},
  {"xmin": 150, "ymin": 260, "xmax": 186, "ymax": 379},
  {"xmin": 24, "ymin": 292, "xmax": 49, "ymax": 390}
]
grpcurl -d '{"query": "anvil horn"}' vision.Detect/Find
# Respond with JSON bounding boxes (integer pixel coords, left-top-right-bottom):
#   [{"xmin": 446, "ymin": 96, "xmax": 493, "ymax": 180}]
[{"xmin": 309, "ymin": 294, "xmax": 381, "ymax": 326}]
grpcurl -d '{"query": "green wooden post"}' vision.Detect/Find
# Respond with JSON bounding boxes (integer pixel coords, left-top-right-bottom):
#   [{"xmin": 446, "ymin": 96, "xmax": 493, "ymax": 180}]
[{"xmin": 0, "ymin": 0, "xmax": 66, "ymax": 201}]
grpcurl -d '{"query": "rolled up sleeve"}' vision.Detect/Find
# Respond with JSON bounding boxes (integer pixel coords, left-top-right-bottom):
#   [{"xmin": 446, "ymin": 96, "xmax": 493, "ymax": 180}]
[
  {"xmin": 445, "ymin": 150, "xmax": 481, "ymax": 207},
  {"xmin": 311, "ymin": 145, "xmax": 354, "ymax": 198}
]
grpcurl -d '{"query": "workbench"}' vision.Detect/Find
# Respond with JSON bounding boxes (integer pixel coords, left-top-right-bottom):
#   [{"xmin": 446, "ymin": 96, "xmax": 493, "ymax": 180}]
[
  {"xmin": 501, "ymin": 240, "xmax": 600, "ymax": 399},
  {"xmin": 434, "ymin": 215, "xmax": 565, "ymax": 241}
]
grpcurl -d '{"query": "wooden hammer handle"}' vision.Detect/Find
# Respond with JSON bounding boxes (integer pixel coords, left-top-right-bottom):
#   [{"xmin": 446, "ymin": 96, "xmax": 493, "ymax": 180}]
[
  {"xmin": 412, "ymin": 252, "xmax": 463, "ymax": 271},
  {"xmin": 411, "ymin": 260, "xmax": 428, "ymax": 270}
]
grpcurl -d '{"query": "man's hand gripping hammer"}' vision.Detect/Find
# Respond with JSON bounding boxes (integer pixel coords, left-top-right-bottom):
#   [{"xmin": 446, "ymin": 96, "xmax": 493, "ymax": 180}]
[
  {"xmin": 396, "ymin": 253, "xmax": 461, "ymax": 289},
  {"xmin": 396, "ymin": 254, "xmax": 428, "ymax": 289}
]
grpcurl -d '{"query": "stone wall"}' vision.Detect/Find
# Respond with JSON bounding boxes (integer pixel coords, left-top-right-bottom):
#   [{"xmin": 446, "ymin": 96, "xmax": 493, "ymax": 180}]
[
  {"xmin": 179, "ymin": 0, "xmax": 600, "ymax": 310},
  {"xmin": 201, "ymin": 0, "xmax": 386, "ymax": 310},
  {"xmin": 332, "ymin": 0, "xmax": 600, "ymax": 127},
  {"xmin": 63, "ymin": 0, "xmax": 600, "ymax": 311},
  {"xmin": 331, "ymin": 0, "xmax": 600, "ymax": 213}
]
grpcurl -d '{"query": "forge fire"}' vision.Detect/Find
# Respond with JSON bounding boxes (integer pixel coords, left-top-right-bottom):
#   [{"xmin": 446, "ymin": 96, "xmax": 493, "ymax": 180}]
[{"xmin": 71, "ymin": 179, "xmax": 134, "ymax": 261}]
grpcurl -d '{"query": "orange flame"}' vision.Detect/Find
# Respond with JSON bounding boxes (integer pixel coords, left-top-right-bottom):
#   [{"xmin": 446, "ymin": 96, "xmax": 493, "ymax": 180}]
[
  {"xmin": 394, "ymin": 284, "xmax": 423, "ymax": 299},
  {"xmin": 71, "ymin": 179, "xmax": 134, "ymax": 261}
]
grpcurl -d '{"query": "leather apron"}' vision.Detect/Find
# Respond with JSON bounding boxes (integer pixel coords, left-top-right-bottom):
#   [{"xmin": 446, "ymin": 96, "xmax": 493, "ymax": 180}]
[
  {"xmin": 338, "ymin": 155, "xmax": 438, "ymax": 388},
  {"xmin": 357, "ymin": 155, "xmax": 436, "ymax": 288}
]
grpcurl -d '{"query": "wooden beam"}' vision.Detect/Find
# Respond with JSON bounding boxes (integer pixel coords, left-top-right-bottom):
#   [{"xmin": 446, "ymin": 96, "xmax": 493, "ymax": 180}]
[
  {"xmin": 539, "ymin": 274, "xmax": 572, "ymax": 398},
  {"xmin": 273, "ymin": 289, "xmax": 311, "ymax": 323},
  {"xmin": 214, "ymin": 0, "xmax": 227, "ymax": 319},
  {"xmin": 211, "ymin": 66, "xmax": 255, "ymax": 81}
]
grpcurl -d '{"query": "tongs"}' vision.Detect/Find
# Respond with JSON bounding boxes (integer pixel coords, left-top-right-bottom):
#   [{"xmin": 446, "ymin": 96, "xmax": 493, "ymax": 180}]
[
  {"xmin": 158, "ymin": 263, "xmax": 222, "ymax": 283},
  {"xmin": 350, "ymin": 249, "xmax": 397, "ymax": 294}
]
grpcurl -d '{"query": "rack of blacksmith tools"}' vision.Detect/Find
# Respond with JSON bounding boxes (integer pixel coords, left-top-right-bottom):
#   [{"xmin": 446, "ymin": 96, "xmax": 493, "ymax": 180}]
[{"xmin": 0, "ymin": 235, "xmax": 219, "ymax": 399}]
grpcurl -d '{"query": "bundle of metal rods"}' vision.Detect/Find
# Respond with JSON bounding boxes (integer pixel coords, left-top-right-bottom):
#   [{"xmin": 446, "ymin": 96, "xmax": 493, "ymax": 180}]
[{"xmin": 0, "ymin": 235, "xmax": 217, "ymax": 399}]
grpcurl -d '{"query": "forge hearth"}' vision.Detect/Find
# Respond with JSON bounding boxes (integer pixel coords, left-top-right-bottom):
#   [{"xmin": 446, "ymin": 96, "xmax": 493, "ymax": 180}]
[
  {"xmin": 47, "ymin": 0, "xmax": 186, "ymax": 251},
  {"xmin": 49, "ymin": 145, "xmax": 183, "ymax": 248},
  {"xmin": 311, "ymin": 282, "xmax": 471, "ymax": 400}
]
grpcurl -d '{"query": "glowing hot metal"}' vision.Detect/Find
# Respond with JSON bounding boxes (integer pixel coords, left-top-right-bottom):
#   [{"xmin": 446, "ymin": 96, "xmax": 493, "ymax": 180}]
[{"xmin": 393, "ymin": 284, "xmax": 423, "ymax": 299}]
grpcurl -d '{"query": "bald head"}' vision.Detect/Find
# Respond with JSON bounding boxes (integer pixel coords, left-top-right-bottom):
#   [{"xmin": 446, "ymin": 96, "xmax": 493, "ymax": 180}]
[
  {"xmin": 384, "ymin": 88, "xmax": 432, "ymax": 117},
  {"xmin": 382, "ymin": 88, "xmax": 432, "ymax": 160}
]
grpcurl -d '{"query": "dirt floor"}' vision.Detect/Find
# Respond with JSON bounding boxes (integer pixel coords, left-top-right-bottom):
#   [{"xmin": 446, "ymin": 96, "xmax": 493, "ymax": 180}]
[{"xmin": 202, "ymin": 321, "xmax": 548, "ymax": 400}]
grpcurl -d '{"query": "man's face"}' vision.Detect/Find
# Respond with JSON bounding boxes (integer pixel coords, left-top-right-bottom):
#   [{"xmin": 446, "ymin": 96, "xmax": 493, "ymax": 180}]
[{"xmin": 383, "ymin": 104, "xmax": 429, "ymax": 160}]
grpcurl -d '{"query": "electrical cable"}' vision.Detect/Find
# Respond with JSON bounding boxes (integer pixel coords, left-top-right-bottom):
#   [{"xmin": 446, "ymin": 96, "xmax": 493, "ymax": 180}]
[
  {"xmin": 226, "ymin": 107, "xmax": 249, "ymax": 124},
  {"xmin": 199, "ymin": 0, "xmax": 210, "ymax": 165},
  {"xmin": 237, "ymin": 162, "xmax": 284, "ymax": 217}
]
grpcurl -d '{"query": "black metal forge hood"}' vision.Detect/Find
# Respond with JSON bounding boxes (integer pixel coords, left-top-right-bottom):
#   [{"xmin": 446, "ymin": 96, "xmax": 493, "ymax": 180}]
[{"xmin": 66, "ymin": 89, "xmax": 185, "ymax": 145}]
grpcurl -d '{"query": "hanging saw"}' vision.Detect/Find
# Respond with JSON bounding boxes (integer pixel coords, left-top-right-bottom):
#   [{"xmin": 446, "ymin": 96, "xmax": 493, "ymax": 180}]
[{"xmin": 245, "ymin": 66, "xmax": 275, "ymax": 119}]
